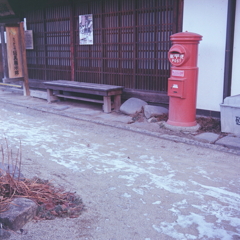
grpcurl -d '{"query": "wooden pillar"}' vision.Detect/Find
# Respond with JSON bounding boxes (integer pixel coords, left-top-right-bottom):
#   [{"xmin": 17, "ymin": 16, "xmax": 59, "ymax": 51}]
[
  {"xmin": 70, "ymin": 2, "xmax": 75, "ymax": 81},
  {"xmin": 19, "ymin": 22, "xmax": 30, "ymax": 96},
  {"xmin": 0, "ymin": 24, "xmax": 8, "ymax": 82}
]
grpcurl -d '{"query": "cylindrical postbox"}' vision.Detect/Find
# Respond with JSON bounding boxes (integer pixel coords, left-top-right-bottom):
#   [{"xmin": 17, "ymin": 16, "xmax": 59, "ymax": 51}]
[{"xmin": 167, "ymin": 32, "xmax": 202, "ymax": 127}]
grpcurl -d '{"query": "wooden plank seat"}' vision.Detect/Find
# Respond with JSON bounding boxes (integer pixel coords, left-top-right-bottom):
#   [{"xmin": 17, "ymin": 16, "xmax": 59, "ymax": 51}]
[{"xmin": 44, "ymin": 80, "xmax": 124, "ymax": 113}]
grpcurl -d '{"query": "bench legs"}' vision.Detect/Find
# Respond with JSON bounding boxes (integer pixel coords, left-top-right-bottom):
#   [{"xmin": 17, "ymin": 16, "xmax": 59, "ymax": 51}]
[
  {"xmin": 113, "ymin": 94, "xmax": 121, "ymax": 112},
  {"xmin": 47, "ymin": 88, "xmax": 122, "ymax": 113},
  {"xmin": 46, "ymin": 89, "xmax": 59, "ymax": 103},
  {"xmin": 103, "ymin": 96, "xmax": 111, "ymax": 113},
  {"xmin": 103, "ymin": 95, "xmax": 121, "ymax": 113}
]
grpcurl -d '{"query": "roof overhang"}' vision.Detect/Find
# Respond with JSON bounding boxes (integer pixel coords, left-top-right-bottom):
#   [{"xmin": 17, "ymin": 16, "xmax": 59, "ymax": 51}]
[{"xmin": 0, "ymin": 0, "xmax": 14, "ymax": 17}]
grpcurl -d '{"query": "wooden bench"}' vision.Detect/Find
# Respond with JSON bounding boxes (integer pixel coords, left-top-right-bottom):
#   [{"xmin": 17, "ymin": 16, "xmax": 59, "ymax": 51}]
[{"xmin": 44, "ymin": 80, "xmax": 124, "ymax": 113}]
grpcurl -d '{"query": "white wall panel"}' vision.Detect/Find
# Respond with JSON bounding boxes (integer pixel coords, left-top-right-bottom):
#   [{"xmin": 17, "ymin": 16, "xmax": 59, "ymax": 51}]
[
  {"xmin": 183, "ymin": 0, "xmax": 228, "ymax": 111},
  {"xmin": 231, "ymin": 0, "xmax": 240, "ymax": 96}
]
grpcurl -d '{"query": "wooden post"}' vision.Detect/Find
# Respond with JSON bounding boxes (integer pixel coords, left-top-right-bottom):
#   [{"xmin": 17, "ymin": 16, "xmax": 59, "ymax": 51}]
[
  {"xmin": 46, "ymin": 89, "xmax": 59, "ymax": 103},
  {"xmin": 0, "ymin": 24, "xmax": 8, "ymax": 82},
  {"xmin": 70, "ymin": 2, "xmax": 75, "ymax": 81},
  {"xmin": 19, "ymin": 22, "xmax": 30, "ymax": 96}
]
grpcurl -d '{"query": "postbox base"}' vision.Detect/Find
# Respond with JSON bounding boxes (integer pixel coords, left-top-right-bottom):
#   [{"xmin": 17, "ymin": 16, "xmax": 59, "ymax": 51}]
[
  {"xmin": 164, "ymin": 121, "xmax": 200, "ymax": 132},
  {"xmin": 167, "ymin": 119, "xmax": 197, "ymax": 127}
]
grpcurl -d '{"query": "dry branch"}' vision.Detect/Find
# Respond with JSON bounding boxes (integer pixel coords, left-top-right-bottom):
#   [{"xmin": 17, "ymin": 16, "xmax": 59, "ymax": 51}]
[{"xmin": 0, "ymin": 139, "xmax": 84, "ymax": 219}]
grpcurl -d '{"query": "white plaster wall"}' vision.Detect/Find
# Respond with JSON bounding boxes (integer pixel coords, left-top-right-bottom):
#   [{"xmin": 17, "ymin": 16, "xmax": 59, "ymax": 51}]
[
  {"xmin": 231, "ymin": 1, "xmax": 240, "ymax": 96},
  {"xmin": 183, "ymin": 0, "xmax": 228, "ymax": 112}
]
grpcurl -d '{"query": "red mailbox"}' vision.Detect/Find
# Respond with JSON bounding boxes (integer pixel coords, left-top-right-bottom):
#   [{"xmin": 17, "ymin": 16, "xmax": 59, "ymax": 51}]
[{"xmin": 167, "ymin": 32, "xmax": 202, "ymax": 127}]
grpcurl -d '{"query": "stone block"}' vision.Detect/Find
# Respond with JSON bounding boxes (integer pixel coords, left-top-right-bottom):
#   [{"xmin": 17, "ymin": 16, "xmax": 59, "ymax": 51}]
[
  {"xmin": 220, "ymin": 94, "xmax": 240, "ymax": 135},
  {"xmin": 143, "ymin": 105, "xmax": 168, "ymax": 119},
  {"xmin": 0, "ymin": 198, "xmax": 37, "ymax": 231},
  {"xmin": 147, "ymin": 117, "xmax": 158, "ymax": 123},
  {"xmin": 120, "ymin": 97, "xmax": 147, "ymax": 115},
  {"xmin": 215, "ymin": 136, "xmax": 240, "ymax": 150}
]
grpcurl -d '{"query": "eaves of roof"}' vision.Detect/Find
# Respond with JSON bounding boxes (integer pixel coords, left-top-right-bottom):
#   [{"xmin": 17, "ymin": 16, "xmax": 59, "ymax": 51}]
[{"xmin": 0, "ymin": 0, "xmax": 15, "ymax": 17}]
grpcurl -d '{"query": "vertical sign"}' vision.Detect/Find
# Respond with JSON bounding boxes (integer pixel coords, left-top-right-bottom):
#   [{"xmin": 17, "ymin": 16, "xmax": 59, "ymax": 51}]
[
  {"xmin": 23, "ymin": 18, "xmax": 34, "ymax": 50},
  {"xmin": 6, "ymin": 26, "xmax": 23, "ymax": 78},
  {"xmin": 79, "ymin": 14, "xmax": 93, "ymax": 45},
  {"xmin": 24, "ymin": 30, "xmax": 34, "ymax": 50}
]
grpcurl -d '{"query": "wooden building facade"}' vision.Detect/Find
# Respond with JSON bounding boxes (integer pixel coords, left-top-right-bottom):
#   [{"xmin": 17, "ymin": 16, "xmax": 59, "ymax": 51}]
[{"xmin": 6, "ymin": 0, "xmax": 183, "ymax": 103}]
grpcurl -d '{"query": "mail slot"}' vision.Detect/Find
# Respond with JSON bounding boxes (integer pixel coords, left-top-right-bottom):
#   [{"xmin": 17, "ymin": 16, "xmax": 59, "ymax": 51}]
[
  {"xmin": 168, "ymin": 45, "xmax": 189, "ymax": 66},
  {"xmin": 168, "ymin": 78, "xmax": 186, "ymax": 98},
  {"xmin": 167, "ymin": 32, "xmax": 202, "ymax": 127}
]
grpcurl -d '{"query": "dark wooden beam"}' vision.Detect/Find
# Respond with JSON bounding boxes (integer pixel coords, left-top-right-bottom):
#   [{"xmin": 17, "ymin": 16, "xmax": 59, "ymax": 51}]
[
  {"xmin": 0, "ymin": 24, "xmax": 8, "ymax": 81},
  {"xmin": 70, "ymin": 2, "xmax": 75, "ymax": 81}
]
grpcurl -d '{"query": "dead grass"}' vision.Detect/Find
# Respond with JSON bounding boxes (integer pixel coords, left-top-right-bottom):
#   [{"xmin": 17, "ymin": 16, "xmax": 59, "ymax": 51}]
[
  {"xmin": 156, "ymin": 113, "xmax": 169, "ymax": 122},
  {"xmin": 196, "ymin": 117, "xmax": 221, "ymax": 134},
  {"xmin": 156, "ymin": 114, "xmax": 221, "ymax": 133},
  {"xmin": 0, "ymin": 138, "xmax": 84, "ymax": 219}
]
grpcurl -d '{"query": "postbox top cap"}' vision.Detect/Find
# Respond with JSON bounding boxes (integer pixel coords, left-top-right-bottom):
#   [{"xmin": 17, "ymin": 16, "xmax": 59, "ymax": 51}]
[{"xmin": 170, "ymin": 31, "xmax": 202, "ymax": 41}]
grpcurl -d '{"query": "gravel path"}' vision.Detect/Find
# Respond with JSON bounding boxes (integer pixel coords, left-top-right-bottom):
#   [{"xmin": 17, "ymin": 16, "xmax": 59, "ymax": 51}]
[{"xmin": 0, "ymin": 102, "xmax": 240, "ymax": 240}]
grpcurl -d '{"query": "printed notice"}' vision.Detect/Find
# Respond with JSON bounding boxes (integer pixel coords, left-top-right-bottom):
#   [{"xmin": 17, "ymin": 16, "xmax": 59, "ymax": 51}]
[
  {"xmin": 172, "ymin": 70, "xmax": 184, "ymax": 77},
  {"xmin": 24, "ymin": 30, "xmax": 33, "ymax": 49},
  {"xmin": 79, "ymin": 14, "xmax": 93, "ymax": 45}
]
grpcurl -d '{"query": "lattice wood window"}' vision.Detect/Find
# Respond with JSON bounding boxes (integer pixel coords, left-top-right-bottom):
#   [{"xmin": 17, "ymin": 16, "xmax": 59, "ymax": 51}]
[{"xmin": 24, "ymin": 0, "xmax": 182, "ymax": 93}]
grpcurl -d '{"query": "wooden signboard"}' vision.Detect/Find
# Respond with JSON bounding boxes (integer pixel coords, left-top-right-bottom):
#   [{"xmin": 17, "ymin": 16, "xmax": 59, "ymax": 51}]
[{"xmin": 6, "ymin": 26, "xmax": 23, "ymax": 78}]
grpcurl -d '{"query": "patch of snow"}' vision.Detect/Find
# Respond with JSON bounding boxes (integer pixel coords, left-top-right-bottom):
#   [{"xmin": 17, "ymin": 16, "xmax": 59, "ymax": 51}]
[
  {"xmin": 152, "ymin": 224, "xmax": 197, "ymax": 239},
  {"xmin": 132, "ymin": 188, "xmax": 144, "ymax": 195},
  {"xmin": 122, "ymin": 193, "xmax": 131, "ymax": 198},
  {"xmin": 190, "ymin": 180, "xmax": 240, "ymax": 208},
  {"xmin": 107, "ymin": 143, "xmax": 115, "ymax": 146},
  {"xmin": 1, "ymin": 108, "xmax": 240, "ymax": 239}
]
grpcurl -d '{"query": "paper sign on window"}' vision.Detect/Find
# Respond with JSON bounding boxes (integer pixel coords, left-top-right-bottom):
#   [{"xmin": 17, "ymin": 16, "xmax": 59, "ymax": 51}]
[
  {"xmin": 25, "ymin": 30, "xmax": 33, "ymax": 50},
  {"xmin": 79, "ymin": 14, "xmax": 93, "ymax": 45}
]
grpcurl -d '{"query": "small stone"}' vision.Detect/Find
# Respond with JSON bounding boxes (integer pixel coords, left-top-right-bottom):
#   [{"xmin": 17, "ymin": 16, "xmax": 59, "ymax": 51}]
[
  {"xmin": 127, "ymin": 119, "xmax": 134, "ymax": 124},
  {"xmin": 0, "ymin": 198, "xmax": 37, "ymax": 231},
  {"xmin": 144, "ymin": 105, "xmax": 168, "ymax": 119},
  {"xmin": 157, "ymin": 121, "xmax": 165, "ymax": 128},
  {"xmin": 19, "ymin": 229, "xmax": 28, "ymax": 235},
  {"xmin": 182, "ymin": 131, "xmax": 191, "ymax": 134},
  {"xmin": 147, "ymin": 117, "xmax": 158, "ymax": 123},
  {"xmin": 194, "ymin": 132, "xmax": 220, "ymax": 143}
]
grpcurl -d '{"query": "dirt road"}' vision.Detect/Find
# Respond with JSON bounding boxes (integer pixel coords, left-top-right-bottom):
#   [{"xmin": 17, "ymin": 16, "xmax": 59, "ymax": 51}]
[{"xmin": 0, "ymin": 102, "xmax": 240, "ymax": 240}]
